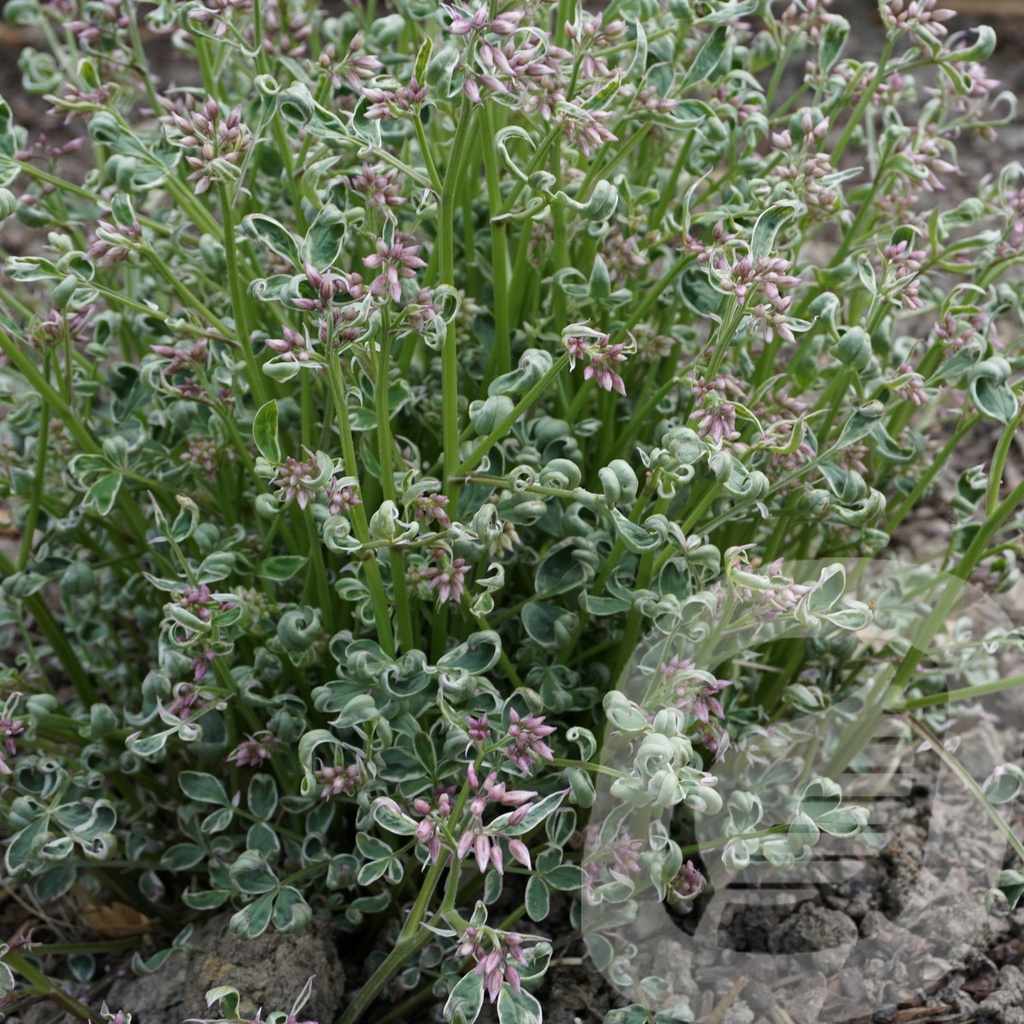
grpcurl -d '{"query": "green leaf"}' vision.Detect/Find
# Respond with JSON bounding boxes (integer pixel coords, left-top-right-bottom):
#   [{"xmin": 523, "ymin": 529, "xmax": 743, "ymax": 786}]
[
  {"xmin": 355, "ymin": 833, "xmax": 394, "ymax": 861},
  {"xmin": 535, "ymin": 542, "xmax": 588, "ymax": 596},
  {"xmin": 626, "ymin": 20, "xmax": 648, "ymax": 80},
  {"xmin": 580, "ymin": 592, "xmax": 631, "ymax": 616},
  {"xmin": 603, "ymin": 1006, "xmax": 652, "ymax": 1024},
  {"xmin": 84, "ymin": 472, "xmax": 122, "ymax": 516},
  {"xmin": 525, "ymin": 874, "xmax": 550, "ymax": 921},
  {"xmin": 679, "ymin": 24, "xmax": 728, "ymax": 91},
  {"xmin": 6, "ymin": 815, "xmax": 53, "ymax": 872},
  {"xmin": 372, "ymin": 798, "xmax": 419, "ymax": 836},
  {"xmin": 229, "ymin": 850, "xmax": 279, "ymax": 894},
  {"xmin": 437, "ymin": 631, "xmax": 501, "ymax": 675},
  {"xmin": 0, "ymin": 959, "xmax": 15, "ymax": 999},
  {"xmin": 179, "ymin": 771, "xmax": 230, "ymax": 806},
  {"xmin": 272, "ymin": 886, "xmax": 313, "ymax": 933},
  {"xmin": 300, "ymin": 203, "xmax": 347, "ymax": 271},
  {"xmin": 246, "ymin": 822, "xmax": 280, "ymax": 858},
  {"xmin": 414, "ymin": 35, "xmax": 433, "ymax": 83},
  {"xmin": 200, "ymin": 807, "xmax": 235, "ymax": 835},
  {"xmin": 610, "ymin": 509, "xmax": 660, "ymax": 553},
  {"xmin": 444, "ymin": 971, "xmax": 485, "ymax": 1024},
  {"xmin": 925, "ymin": 350, "xmax": 978, "ymax": 385},
  {"xmin": 496, "ymin": 985, "xmax": 542, "ymax": 1024},
  {"xmin": 160, "ymin": 843, "xmax": 205, "ymax": 870},
  {"xmin": 581, "ymin": 76, "xmax": 620, "ymax": 110},
  {"xmin": 248, "ymin": 774, "xmax": 278, "ymax": 820},
  {"xmin": 258, "ymin": 555, "xmax": 307, "ymax": 581},
  {"xmin": 694, "ymin": 0, "xmax": 764, "ymax": 22},
  {"xmin": 521, "ymin": 601, "xmax": 576, "ymax": 647},
  {"xmin": 242, "ymin": 214, "xmax": 301, "ymax": 267},
  {"xmin": 971, "ymin": 376, "xmax": 1018, "ymax": 424},
  {"xmin": 984, "ymin": 764, "xmax": 1024, "ymax": 804},
  {"xmin": 0, "ymin": 97, "xmax": 15, "ymax": 160},
  {"xmin": 807, "ymin": 564, "xmax": 845, "ymax": 615},
  {"xmin": 832, "ymin": 404, "xmax": 883, "ymax": 451},
  {"xmin": 815, "ymin": 805, "xmax": 868, "ymax": 837},
  {"xmin": 130, "ymin": 947, "xmax": 175, "ymax": 977},
  {"xmin": 181, "ymin": 889, "xmax": 231, "ymax": 910},
  {"xmin": 32, "ymin": 864, "xmax": 77, "ymax": 902},
  {"xmin": 818, "ymin": 15, "xmax": 849, "ymax": 72},
  {"xmin": 787, "ymin": 811, "xmax": 820, "ymax": 851},
  {"xmin": 800, "ymin": 778, "xmax": 842, "ymax": 818},
  {"xmin": 277, "ymin": 82, "xmax": 347, "ymax": 139},
  {"xmin": 751, "ymin": 201, "xmax": 799, "ymax": 259},
  {"xmin": 229, "ymin": 891, "xmax": 275, "ymax": 939},
  {"xmin": 351, "ymin": 96, "xmax": 383, "ymax": 146},
  {"xmin": 357, "ymin": 858, "xmax": 391, "ymax": 885},
  {"xmin": 253, "ymin": 399, "xmax": 281, "ymax": 462},
  {"xmin": 493, "ymin": 789, "xmax": 567, "ymax": 836},
  {"xmin": 997, "ymin": 868, "xmax": 1024, "ymax": 911},
  {"xmin": 677, "ymin": 265, "xmax": 722, "ymax": 316}
]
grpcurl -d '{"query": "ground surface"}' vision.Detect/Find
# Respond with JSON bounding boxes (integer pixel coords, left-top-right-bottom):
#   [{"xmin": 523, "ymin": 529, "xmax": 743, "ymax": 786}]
[{"xmin": 3, "ymin": 3, "xmax": 1024, "ymax": 1024}]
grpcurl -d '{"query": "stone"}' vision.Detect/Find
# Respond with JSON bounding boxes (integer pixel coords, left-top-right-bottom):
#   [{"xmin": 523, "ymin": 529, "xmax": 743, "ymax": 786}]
[
  {"xmin": 103, "ymin": 911, "xmax": 345, "ymax": 1024},
  {"xmin": 767, "ymin": 904, "xmax": 858, "ymax": 976}
]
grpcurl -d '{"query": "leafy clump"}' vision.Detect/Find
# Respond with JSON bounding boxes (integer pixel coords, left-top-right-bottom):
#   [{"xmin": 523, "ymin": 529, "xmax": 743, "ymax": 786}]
[{"xmin": 1, "ymin": 0, "xmax": 1024, "ymax": 1021}]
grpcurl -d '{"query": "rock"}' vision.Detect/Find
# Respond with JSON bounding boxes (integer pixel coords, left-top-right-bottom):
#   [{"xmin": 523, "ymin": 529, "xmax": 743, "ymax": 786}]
[
  {"xmin": 909, "ymin": 895, "xmax": 994, "ymax": 964},
  {"xmin": 103, "ymin": 911, "xmax": 345, "ymax": 1024},
  {"xmin": 951, "ymin": 719, "xmax": 1005, "ymax": 783},
  {"xmin": 777, "ymin": 972, "xmax": 826, "ymax": 1024},
  {"xmin": 978, "ymin": 965, "xmax": 1024, "ymax": 1024},
  {"xmin": 720, "ymin": 999, "xmax": 755, "ymax": 1024},
  {"xmin": 767, "ymin": 904, "xmax": 858, "ymax": 976}
]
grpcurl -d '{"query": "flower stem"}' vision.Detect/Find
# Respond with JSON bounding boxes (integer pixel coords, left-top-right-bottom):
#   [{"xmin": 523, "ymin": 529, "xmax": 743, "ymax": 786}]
[
  {"xmin": 376, "ymin": 309, "xmax": 416, "ymax": 653},
  {"xmin": 218, "ymin": 183, "xmax": 268, "ymax": 406},
  {"xmin": 440, "ymin": 96, "xmax": 476, "ymax": 493},
  {"xmin": 324, "ymin": 350, "xmax": 396, "ymax": 656}
]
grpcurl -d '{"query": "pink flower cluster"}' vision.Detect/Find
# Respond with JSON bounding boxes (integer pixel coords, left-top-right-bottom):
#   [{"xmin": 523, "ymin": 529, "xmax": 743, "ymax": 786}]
[
  {"xmin": 564, "ymin": 331, "xmax": 630, "ymax": 396},
  {"xmin": 421, "ymin": 555, "xmax": 470, "ymax": 606},
  {"xmin": 658, "ymin": 656, "xmax": 732, "ymax": 723},
  {"xmin": 690, "ymin": 374, "xmax": 745, "ymax": 447},
  {"xmin": 363, "ymin": 236, "xmax": 428, "ymax": 303},
  {"xmin": 227, "ymin": 731, "xmax": 281, "ymax": 768},
  {"xmin": 0, "ymin": 715, "xmax": 25, "ymax": 775},
  {"xmin": 506, "ymin": 709, "xmax": 556, "ymax": 773},
  {"xmin": 412, "ymin": 766, "xmax": 535, "ymax": 875},
  {"xmin": 457, "ymin": 928, "xmax": 531, "ymax": 1003},
  {"xmin": 314, "ymin": 758, "xmax": 366, "ymax": 800}
]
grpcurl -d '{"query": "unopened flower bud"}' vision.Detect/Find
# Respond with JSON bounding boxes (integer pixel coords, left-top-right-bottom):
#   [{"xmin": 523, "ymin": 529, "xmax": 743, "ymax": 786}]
[{"xmin": 833, "ymin": 327, "xmax": 872, "ymax": 370}]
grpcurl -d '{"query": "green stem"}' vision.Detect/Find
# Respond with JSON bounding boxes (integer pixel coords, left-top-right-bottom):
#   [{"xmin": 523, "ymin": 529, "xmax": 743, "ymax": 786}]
[
  {"xmin": 885, "ymin": 415, "xmax": 977, "ymax": 533},
  {"xmin": 337, "ymin": 782, "xmax": 473, "ymax": 1024},
  {"xmin": 304, "ymin": 512, "xmax": 334, "ymax": 634},
  {"xmin": 0, "ymin": 547, "xmax": 97, "ymax": 703},
  {"xmin": 649, "ymin": 133, "xmax": 694, "ymax": 232},
  {"xmin": 832, "ymin": 36, "xmax": 895, "ymax": 163},
  {"xmin": 902, "ymin": 714, "xmax": 1024, "ymax": 866},
  {"xmin": 892, "ymin": 672, "xmax": 1024, "ymax": 712},
  {"xmin": 440, "ymin": 96, "xmax": 476, "ymax": 491},
  {"xmin": 324, "ymin": 352, "xmax": 396, "ymax": 656},
  {"xmin": 218, "ymin": 183, "xmax": 268, "ymax": 406},
  {"xmin": 3, "ymin": 953, "xmax": 94, "ymax": 1022},
  {"xmin": 889, "ymin": 477, "xmax": 1024, "ymax": 700},
  {"xmin": 375, "ymin": 311, "xmax": 416, "ymax": 654},
  {"xmin": 482, "ymin": 103, "xmax": 511, "ymax": 377},
  {"xmin": 413, "ymin": 113, "xmax": 444, "ymax": 196},
  {"xmin": 987, "ymin": 406, "xmax": 1024, "ymax": 518},
  {"xmin": 456, "ymin": 354, "xmax": 570, "ymax": 477},
  {"xmin": 18, "ymin": 395, "xmax": 49, "ymax": 571}
]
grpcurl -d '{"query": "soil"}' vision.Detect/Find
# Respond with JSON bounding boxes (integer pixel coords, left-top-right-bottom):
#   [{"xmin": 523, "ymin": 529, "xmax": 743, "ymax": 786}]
[{"xmin": 3, "ymin": 3, "xmax": 1024, "ymax": 1024}]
